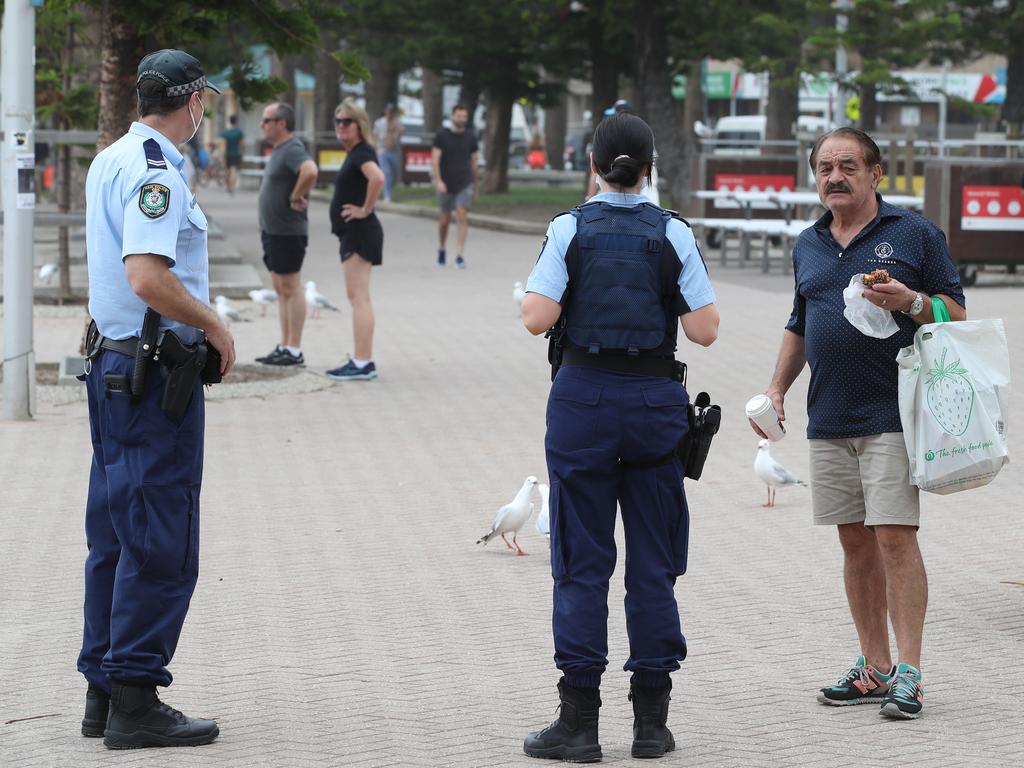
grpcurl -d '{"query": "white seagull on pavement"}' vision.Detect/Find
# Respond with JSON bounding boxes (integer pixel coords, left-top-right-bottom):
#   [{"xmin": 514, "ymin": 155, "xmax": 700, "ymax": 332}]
[
  {"xmin": 477, "ymin": 476, "xmax": 538, "ymax": 556},
  {"xmin": 535, "ymin": 482, "xmax": 550, "ymax": 540},
  {"xmin": 306, "ymin": 280, "xmax": 339, "ymax": 318},
  {"xmin": 38, "ymin": 263, "xmax": 58, "ymax": 284},
  {"xmin": 754, "ymin": 439, "xmax": 807, "ymax": 508},
  {"xmin": 214, "ymin": 294, "xmax": 248, "ymax": 325},
  {"xmin": 248, "ymin": 288, "xmax": 278, "ymax": 316}
]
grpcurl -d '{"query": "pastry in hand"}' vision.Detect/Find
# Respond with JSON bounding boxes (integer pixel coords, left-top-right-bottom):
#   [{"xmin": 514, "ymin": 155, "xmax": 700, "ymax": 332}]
[{"xmin": 862, "ymin": 268, "xmax": 891, "ymax": 287}]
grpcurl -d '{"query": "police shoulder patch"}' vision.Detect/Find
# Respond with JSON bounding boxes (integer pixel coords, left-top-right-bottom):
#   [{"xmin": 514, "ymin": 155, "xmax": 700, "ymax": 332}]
[{"xmin": 139, "ymin": 183, "xmax": 170, "ymax": 218}]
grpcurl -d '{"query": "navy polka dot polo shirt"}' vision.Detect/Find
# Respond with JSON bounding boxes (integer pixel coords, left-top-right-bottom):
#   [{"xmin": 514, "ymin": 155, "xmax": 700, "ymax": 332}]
[{"xmin": 786, "ymin": 196, "xmax": 965, "ymax": 439}]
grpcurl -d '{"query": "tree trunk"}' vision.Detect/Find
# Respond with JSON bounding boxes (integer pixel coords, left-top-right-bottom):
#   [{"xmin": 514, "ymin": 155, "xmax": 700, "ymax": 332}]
[
  {"xmin": 458, "ymin": 70, "xmax": 480, "ymax": 123},
  {"xmin": 365, "ymin": 54, "xmax": 399, "ymax": 125},
  {"xmin": 680, "ymin": 61, "xmax": 704, "ymax": 216},
  {"xmin": 859, "ymin": 82, "xmax": 878, "ymax": 132},
  {"xmin": 422, "ymin": 68, "xmax": 444, "ymax": 136},
  {"xmin": 588, "ymin": 14, "xmax": 619, "ymax": 122},
  {"xmin": 58, "ymin": 22, "xmax": 75, "ymax": 303},
  {"xmin": 766, "ymin": 70, "xmax": 800, "ymax": 143},
  {"xmin": 97, "ymin": 1, "xmax": 146, "ymax": 150},
  {"xmin": 635, "ymin": 3, "xmax": 689, "ymax": 210},
  {"xmin": 481, "ymin": 81, "xmax": 514, "ymax": 194},
  {"xmin": 313, "ymin": 29, "xmax": 343, "ymax": 137},
  {"xmin": 544, "ymin": 89, "xmax": 567, "ymax": 171},
  {"xmin": 1002, "ymin": 43, "xmax": 1024, "ymax": 138},
  {"xmin": 280, "ymin": 56, "xmax": 299, "ymax": 108}
]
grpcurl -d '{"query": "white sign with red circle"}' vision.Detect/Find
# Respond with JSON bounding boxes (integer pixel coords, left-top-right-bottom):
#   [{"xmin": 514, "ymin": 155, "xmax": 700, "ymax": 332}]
[
  {"xmin": 961, "ymin": 185, "xmax": 1024, "ymax": 231},
  {"xmin": 711, "ymin": 174, "xmax": 795, "ymax": 209}
]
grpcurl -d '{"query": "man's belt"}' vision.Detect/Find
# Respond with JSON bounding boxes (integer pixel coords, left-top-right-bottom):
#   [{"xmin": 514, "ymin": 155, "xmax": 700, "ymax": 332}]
[
  {"xmin": 561, "ymin": 348, "xmax": 676, "ymax": 378},
  {"xmin": 99, "ymin": 336, "xmax": 142, "ymax": 357}
]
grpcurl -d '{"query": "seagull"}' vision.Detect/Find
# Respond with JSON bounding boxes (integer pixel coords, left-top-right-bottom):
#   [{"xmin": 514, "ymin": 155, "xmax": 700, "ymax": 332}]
[
  {"xmin": 38, "ymin": 263, "xmax": 58, "ymax": 284},
  {"xmin": 306, "ymin": 280, "xmax": 339, "ymax": 318},
  {"xmin": 513, "ymin": 281, "xmax": 526, "ymax": 311},
  {"xmin": 248, "ymin": 288, "xmax": 278, "ymax": 316},
  {"xmin": 754, "ymin": 439, "xmax": 807, "ymax": 507},
  {"xmin": 214, "ymin": 294, "xmax": 249, "ymax": 324},
  {"xmin": 477, "ymin": 476, "xmax": 538, "ymax": 556},
  {"xmin": 535, "ymin": 482, "xmax": 550, "ymax": 539}
]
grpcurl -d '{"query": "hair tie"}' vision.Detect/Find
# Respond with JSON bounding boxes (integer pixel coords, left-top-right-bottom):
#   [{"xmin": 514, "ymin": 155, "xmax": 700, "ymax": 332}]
[{"xmin": 613, "ymin": 154, "xmax": 631, "ymax": 162}]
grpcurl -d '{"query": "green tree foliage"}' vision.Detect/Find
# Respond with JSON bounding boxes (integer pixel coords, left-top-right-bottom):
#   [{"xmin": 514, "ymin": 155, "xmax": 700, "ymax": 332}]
[{"xmin": 806, "ymin": 0, "xmax": 961, "ymax": 130}]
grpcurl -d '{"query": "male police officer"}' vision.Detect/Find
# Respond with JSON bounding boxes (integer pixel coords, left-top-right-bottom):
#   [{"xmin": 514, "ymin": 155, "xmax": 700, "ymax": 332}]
[{"xmin": 80, "ymin": 49, "xmax": 235, "ymax": 749}]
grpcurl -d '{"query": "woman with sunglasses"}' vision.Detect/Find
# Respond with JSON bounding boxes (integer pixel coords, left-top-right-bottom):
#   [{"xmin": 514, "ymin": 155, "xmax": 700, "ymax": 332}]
[{"xmin": 327, "ymin": 99, "xmax": 386, "ymax": 380}]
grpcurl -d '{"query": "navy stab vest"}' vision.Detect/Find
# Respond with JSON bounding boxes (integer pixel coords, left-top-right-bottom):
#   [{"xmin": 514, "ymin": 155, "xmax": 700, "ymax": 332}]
[{"xmin": 564, "ymin": 201, "xmax": 681, "ymax": 358}]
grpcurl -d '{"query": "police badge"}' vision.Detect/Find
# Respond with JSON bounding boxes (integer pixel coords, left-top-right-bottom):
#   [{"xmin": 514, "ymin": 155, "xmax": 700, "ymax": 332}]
[{"xmin": 139, "ymin": 183, "xmax": 170, "ymax": 218}]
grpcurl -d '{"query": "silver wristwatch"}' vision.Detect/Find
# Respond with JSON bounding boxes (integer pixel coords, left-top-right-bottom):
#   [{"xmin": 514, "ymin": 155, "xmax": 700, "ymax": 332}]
[{"xmin": 903, "ymin": 293, "xmax": 925, "ymax": 316}]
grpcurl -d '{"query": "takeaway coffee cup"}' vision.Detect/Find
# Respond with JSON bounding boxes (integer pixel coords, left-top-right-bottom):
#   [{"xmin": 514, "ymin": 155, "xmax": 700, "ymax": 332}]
[{"xmin": 745, "ymin": 394, "xmax": 786, "ymax": 441}]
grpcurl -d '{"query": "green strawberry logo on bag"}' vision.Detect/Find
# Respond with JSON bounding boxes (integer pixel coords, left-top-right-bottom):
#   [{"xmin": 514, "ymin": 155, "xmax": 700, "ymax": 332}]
[{"xmin": 926, "ymin": 348, "xmax": 975, "ymax": 436}]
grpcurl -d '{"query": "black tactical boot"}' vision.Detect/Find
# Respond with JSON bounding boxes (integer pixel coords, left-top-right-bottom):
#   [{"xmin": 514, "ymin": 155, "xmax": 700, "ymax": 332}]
[
  {"xmin": 523, "ymin": 680, "xmax": 602, "ymax": 763},
  {"xmin": 102, "ymin": 683, "xmax": 219, "ymax": 749},
  {"xmin": 629, "ymin": 680, "xmax": 675, "ymax": 758},
  {"xmin": 82, "ymin": 683, "xmax": 110, "ymax": 737}
]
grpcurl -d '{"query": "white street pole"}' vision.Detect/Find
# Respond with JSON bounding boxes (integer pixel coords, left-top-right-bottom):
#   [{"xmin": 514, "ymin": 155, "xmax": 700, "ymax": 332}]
[
  {"xmin": 938, "ymin": 61, "xmax": 949, "ymax": 157},
  {"xmin": 835, "ymin": 0, "xmax": 850, "ymax": 127},
  {"xmin": 1, "ymin": 0, "xmax": 37, "ymax": 420}
]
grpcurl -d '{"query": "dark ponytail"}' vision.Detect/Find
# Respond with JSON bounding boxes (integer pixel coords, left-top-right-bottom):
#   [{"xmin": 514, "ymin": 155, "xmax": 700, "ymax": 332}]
[{"xmin": 592, "ymin": 113, "xmax": 655, "ymax": 189}]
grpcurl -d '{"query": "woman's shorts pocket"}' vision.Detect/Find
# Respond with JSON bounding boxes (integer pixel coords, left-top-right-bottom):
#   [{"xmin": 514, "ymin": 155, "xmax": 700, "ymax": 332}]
[{"xmin": 546, "ymin": 379, "xmax": 602, "ymax": 452}]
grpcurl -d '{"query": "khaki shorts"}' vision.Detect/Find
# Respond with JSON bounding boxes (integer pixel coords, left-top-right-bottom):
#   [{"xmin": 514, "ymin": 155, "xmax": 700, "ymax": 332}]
[{"xmin": 809, "ymin": 433, "xmax": 920, "ymax": 527}]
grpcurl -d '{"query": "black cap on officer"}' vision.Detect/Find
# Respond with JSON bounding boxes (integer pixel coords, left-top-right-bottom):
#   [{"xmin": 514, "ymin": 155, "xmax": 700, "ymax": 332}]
[{"xmin": 136, "ymin": 49, "xmax": 222, "ymax": 98}]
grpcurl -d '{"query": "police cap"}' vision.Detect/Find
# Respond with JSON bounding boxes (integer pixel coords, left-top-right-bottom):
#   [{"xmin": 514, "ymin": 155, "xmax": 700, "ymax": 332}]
[{"xmin": 136, "ymin": 49, "xmax": 222, "ymax": 98}]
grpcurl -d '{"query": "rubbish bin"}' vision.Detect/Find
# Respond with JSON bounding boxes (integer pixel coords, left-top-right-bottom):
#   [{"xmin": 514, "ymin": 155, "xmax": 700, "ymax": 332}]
[{"xmin": 924, "ymin": 158, "xmax": 1024, "ymax": 286}]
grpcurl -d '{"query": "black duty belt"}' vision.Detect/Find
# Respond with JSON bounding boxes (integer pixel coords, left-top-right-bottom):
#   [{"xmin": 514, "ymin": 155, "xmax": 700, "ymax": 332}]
[
  {"xmin": 99, "ymin": 336, "xmax": 143, "ymax": 357},
  {"xmin": 561, "ymin": 348, "xmax": 676, "ymax": 378}
]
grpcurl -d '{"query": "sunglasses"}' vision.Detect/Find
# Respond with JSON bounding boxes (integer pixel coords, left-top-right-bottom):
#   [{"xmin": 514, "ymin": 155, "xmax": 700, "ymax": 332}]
[
  {"xmin": 261, "ymin": 116, "xmax": 282, "ymax": 125},
  {"xmin": 334, "ymin": 117, "xmax": 355, "ymax": 127}
]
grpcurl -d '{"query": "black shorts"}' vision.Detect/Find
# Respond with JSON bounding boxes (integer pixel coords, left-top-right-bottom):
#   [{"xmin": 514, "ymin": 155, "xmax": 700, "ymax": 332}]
[
  {"xmin": 261, "ymin": 232, "xmax": 308, "ymax": 275},
  {"xmin": 338, "ymin": 220, "xmax": 383, "ymax": 266},
  {"xmin": 226, "ymin": 155, "xmax": 242, "ymax": 168}
]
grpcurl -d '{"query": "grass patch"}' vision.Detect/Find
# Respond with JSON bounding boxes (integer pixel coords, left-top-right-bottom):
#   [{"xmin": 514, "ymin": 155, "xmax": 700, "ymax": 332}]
[{"xmin": 393, "ymin": 184, "xmax": 586, "ymax": 223}]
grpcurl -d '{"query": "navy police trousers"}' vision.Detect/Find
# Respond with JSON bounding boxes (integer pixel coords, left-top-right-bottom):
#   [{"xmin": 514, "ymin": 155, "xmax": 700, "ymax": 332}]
[
  {"xmin": 78, "ymin": 349, "xmax": 204, "ymax": 690},
  {"xmin": 546, "ymin": 366, "xmax": 690, "ymax": 689}
]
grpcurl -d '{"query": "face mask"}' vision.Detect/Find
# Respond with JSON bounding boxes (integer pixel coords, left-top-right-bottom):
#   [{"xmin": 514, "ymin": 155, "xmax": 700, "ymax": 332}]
[{"xmin": 188, "ymin": 94, "xmax": 204, "ymax": 142}]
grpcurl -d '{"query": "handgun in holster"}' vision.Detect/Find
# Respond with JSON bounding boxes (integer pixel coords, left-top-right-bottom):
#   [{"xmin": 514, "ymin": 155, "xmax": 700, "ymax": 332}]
[
  {"xmin": 129, "ymin": 308, "xmax": 161, "ymax": 403},
  {"xmin": 545, "ymin": 317, "xmax": 566, "ymax": 382},
  {"xmin": 155, "ymin": 330, "xmax": 207, "ymax": 419},
  {"xmin": 676, "ymin": 392, "xmax": 722, "ymax": 481}
]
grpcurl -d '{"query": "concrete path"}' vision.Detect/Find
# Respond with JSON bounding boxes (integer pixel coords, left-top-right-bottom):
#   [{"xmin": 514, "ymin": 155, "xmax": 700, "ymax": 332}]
[{"xmin": 2, "ymin": 185, "xmax": 1023, "ymax": 767}]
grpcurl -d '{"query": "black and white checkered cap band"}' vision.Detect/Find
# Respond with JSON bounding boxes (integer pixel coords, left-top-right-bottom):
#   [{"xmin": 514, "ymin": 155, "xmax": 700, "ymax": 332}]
[{"xmin": 137, "ymin": 70, "xmax": 207, "ymax": 97}]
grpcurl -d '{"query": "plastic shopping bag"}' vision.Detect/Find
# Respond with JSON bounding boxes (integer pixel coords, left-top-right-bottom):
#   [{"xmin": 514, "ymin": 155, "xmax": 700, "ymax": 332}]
[
  {"xmin": 896, "ymin": 298, "xmax": 1010, "ymax": 494},
  {"xmin": 843, "ymin": 274, "xmax": 900, "ymax": 338}
]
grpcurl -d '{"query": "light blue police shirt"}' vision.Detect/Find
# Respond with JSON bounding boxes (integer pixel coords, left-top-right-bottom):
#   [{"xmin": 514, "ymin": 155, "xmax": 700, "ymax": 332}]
[
  {"xmin": 526, "ymin": 192, "xmax": 716, "ymax": 312},
  {"xmin": 86, "ymin": 121, "xmax": 209, "ymax": 344}
]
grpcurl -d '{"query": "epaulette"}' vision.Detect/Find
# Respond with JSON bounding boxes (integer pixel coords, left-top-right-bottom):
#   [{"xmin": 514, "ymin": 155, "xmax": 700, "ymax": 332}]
[
  {"xmin": 665, "ymin": 209, "xmax": 692, "ymax": 228},
  {"xmin": 550, "ymin": 207, "xmax": 582, "ymax": 222},
  {"xmin": 143, "ymin": 138, "xmax": 167, "ymax": 170}
]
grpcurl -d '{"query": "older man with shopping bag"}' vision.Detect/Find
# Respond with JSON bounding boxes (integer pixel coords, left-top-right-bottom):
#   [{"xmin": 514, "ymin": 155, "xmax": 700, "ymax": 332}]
[{"xmin": 750, "ymin": 127, "xmax": 966, "ymax": 720}]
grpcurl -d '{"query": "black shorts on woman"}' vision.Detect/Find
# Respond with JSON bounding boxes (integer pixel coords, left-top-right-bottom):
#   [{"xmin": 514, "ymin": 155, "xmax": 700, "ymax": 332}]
[{"xmin": 330, "ymin": 141, "xmax": 384, "ymax": 266}]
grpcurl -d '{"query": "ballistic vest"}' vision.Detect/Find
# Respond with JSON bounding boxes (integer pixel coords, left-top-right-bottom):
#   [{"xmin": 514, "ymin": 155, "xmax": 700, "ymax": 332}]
[{"xmin": 563, "ymin": 201, "xmax": 679, "ymax": 358}]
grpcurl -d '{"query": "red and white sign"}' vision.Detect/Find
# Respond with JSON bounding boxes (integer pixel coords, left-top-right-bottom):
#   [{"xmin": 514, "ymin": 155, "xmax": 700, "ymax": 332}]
[
  {"xmin": 961, "ymin": 185, "xmax": 1024, "ymax": 231},
  {"xmin": 404, "ymin": 149, "xmax": 432, "ymax": 174},
  {"xmin": 711, "ymin": 174, "xmax": 796, "ymax": 209}
]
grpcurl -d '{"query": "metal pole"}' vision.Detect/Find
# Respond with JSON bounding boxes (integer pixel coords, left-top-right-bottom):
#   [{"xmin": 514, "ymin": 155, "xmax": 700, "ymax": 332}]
[
  {"xmin": 835, "ymin": 0, "xmax": 850, "ymax": 127},
  {"xmin": 2, "ymin": 0, "xmax": 37, "ymax": 420},
  {"xmin": 938, "ymin": 61, "xmax": 949, "ymax": 158}
]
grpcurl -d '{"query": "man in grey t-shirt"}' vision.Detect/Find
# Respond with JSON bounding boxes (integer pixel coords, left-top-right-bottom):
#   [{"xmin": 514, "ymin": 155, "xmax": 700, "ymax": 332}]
[{"xmin": 256, "ymin": 102, "xmax": 319, "ymax": 366}]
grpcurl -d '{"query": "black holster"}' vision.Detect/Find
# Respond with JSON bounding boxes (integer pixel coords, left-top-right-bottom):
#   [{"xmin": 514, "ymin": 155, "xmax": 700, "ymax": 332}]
[
  {"xmin": 676, "ymin": 393, "xmax": 722, "ymax": 481},
  {"xmin": 155, "ymin": 331, "xmax": 207, "ymax": 419},
  {"xmin": 545, "ymin": 319, "xmax": 566, "ymax": 382},
  {"xmin": 130, "ymin": 309, "xmax": 161, "ymax": 403}
]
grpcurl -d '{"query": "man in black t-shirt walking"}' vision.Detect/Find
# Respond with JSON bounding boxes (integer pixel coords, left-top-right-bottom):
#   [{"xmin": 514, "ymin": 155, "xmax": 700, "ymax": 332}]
[{"xmin": 431, "ymin": 104, "xmax": 478, "ymax": 268}]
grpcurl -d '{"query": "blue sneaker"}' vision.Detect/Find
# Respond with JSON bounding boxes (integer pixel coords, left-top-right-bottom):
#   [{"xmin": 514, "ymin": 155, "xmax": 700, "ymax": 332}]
[
  {"xmin": 456, "ymin": 255, "xmax": 466, "ymax": 269},
  {"xmin": 326, "ymin": 360, "xmax": 377, "ymax": 381},
  {"xmin": 437, "ymin": 249, "xmax": 446, "ymax": 266},
  {"xmin": 880, "ymin": 663, "xmax": 923, "ymax": 719}
]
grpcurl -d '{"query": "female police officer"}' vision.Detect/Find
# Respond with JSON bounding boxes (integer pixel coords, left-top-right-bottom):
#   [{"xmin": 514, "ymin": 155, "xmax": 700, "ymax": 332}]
[{"xmin": 521, "ymin": 112, "xmax": 719, "ymax": 762}]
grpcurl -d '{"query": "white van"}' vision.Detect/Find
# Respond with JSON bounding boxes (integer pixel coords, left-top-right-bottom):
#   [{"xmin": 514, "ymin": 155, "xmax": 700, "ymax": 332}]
[{"xmin": 711, "ymin": 115, "xmax": 834, "ymax": 155}]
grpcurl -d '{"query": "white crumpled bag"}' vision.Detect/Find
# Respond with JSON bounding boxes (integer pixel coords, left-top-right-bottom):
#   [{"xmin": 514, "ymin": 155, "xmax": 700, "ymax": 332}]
[
  {"xmin": 896, "ymin": 301, "xmax": 1010, "ymax": 495},
  {"xmin": 843, "ymin": 274, "xmax": 900, "ymax": 338}
]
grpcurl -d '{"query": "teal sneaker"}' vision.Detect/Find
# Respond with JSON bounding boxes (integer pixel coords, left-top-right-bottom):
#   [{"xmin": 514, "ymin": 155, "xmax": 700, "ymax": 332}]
[
  {"xmin": 880, "ymin": 662, "xmax": 923, "ymax": 719},
  {"xmin": 817, "ymin": 656, "xmax": 893, "ymax": 706}
]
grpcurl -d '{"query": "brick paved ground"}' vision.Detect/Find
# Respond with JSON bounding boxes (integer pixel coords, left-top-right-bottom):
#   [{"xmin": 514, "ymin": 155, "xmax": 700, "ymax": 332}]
[{"xmin": 2, "ymin": 186, "xmax": 1023, "ymax": 767}]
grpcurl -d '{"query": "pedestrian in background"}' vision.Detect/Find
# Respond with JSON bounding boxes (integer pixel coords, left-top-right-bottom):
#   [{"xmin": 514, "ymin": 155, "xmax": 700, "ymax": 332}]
[
  {"xmin": 750, "ymin": 127, "xmax": 965, "ymax": 720},
  {"xmin": 327, "ymin": 98, "xmax": 385, "ymax": 381},
  {"xmin": 221, "ymin": 114, "xmax": 244, "ymax": 194},
  {"xmin": 521, "ymin": 112, "xmax": 720, "ymax": 762},
  {"xmin": 372, "ymin": 102, "xmax": 403, "ymax": 202},
  {"xmin": 430, "ymin": 103, "xmax": 478, "ymax": 268},
  {"xmin": 80, "ymin": 47, "xmax": 235, "ymax": 750},
  {"xmin": 256, "ymin": 102, "xmax": 319, "ymax": 367}
]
